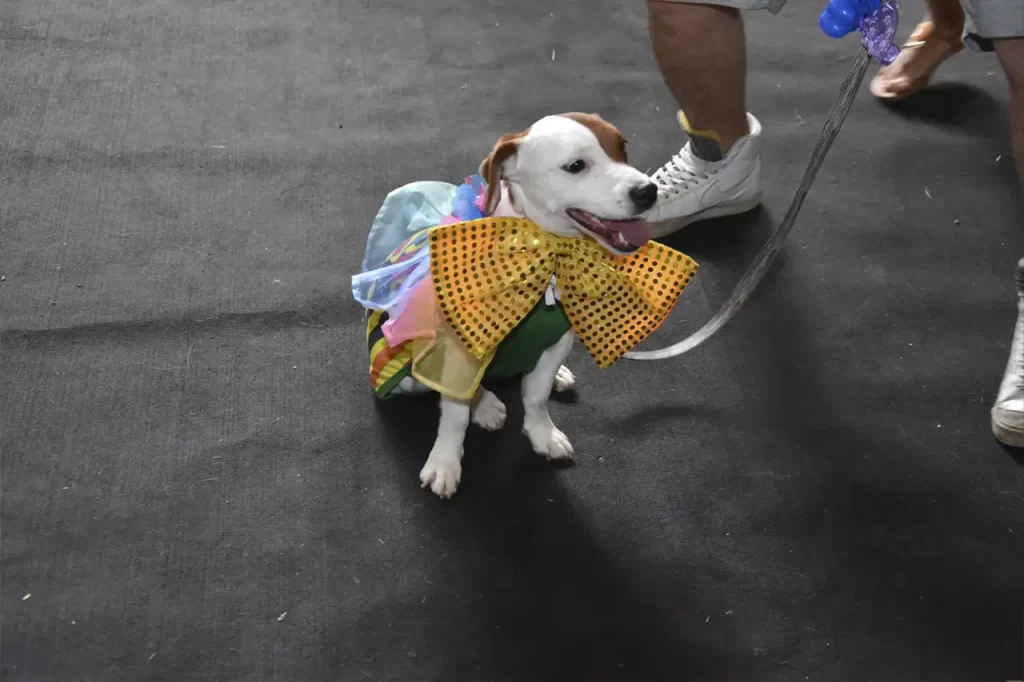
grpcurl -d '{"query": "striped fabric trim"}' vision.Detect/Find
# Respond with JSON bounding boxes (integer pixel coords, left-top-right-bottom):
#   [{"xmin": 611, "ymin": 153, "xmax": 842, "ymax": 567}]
[{"xmin": 365, "ymin": 308, "xmax": 412, "ymax": 399}]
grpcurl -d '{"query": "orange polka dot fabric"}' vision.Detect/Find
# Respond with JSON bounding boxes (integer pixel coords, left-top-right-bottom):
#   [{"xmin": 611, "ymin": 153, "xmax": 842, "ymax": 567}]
[{"xmin": 427, "ymin": 217, "xmax": 699, "ymax": 369}]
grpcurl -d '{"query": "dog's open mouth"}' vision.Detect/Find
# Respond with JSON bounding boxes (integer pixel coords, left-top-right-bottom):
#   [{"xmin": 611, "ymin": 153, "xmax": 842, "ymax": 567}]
[{"xmin": 566, "ymin": 209, "xmax": 651, "ymax": 254}]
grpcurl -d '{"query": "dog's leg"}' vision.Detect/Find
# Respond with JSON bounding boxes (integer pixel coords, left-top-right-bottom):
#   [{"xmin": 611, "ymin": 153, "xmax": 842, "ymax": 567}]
[
  {"xmin": 419, "ymin": 397, "xmax": 471, "ymax": 499},
  {"xmin": 392, "ymin": 376, "xmax": 432, "ymax": 396},
  {"xmin": 553, "ymin": 365, "xmax": 576, "ymax": 393},
  {"xmin": 472, "ymin": 388, "xmax": 507, "ymax": 431},
  {"xmin": 521, "ymin": 331, "xmax": 574, "ymax": 461}
]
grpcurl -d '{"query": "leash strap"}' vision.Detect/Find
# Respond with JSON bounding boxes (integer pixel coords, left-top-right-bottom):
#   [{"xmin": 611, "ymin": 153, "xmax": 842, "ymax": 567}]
[{"xmin": 624, "ymin": 47, "xmax": 873, "ymax": 361}]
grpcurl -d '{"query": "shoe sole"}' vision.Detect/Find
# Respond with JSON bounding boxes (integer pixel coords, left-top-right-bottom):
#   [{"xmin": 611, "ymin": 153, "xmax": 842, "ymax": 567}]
[
  {"xmin": 991, "ymin": 411, "xmax": 1024, "ymax": 448},
  {"xmin": 649, "ymin": 193, "xmax": 763, "ymax": 239}
]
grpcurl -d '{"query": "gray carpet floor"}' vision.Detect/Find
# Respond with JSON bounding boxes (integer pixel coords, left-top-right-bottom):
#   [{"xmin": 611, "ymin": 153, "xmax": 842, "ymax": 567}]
[{"xmin": 2, "ymin": 0, "xmax": 1023, "ymax": 680}]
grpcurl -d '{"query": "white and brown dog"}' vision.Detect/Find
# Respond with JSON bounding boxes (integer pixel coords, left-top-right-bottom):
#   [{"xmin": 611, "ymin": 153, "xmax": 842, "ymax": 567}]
[{"xmin": 379, "ymin": 113, "xmax": 658, "ymax": 498}]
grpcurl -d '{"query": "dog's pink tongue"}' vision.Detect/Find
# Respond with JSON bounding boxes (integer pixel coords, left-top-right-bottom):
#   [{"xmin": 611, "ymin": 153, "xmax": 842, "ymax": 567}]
[{"xmin": 611, "ymin": 219, "xmax": 651, "ymax": 247}]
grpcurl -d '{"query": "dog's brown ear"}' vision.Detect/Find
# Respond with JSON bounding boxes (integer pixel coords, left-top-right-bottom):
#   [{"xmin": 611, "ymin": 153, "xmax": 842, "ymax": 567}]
[
  {"xmin": 560, "ymin": 112, "xmax": 628, "ymax": 163},
  {"xmin": 480, "ymin": 132, "xmax": 524, "ymax": 216}
]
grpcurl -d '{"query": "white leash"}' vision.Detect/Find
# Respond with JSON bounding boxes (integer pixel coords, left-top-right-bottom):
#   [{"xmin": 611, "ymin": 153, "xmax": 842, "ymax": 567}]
[{"xmin": 625, "ymin": 47, "xmax": 873, "ymax": 361}]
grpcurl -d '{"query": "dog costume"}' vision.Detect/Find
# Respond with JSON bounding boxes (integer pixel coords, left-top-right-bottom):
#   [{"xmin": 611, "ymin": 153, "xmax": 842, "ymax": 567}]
[{"xmin": 352, "ymin": 174, "xmax": 700, "ymax": 401}]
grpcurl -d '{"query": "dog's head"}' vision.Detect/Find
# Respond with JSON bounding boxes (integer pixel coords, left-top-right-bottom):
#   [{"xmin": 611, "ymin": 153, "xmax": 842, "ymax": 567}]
[{"xmin": 479, "ymin": 113, "xmax": 658, "ymax": 255}]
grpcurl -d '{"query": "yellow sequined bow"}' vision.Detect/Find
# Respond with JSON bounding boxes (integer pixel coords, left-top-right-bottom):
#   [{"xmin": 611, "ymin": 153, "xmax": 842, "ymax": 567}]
[{"xmin": 428, "ymin": 217, "xmax": 699, "ymax": 368}]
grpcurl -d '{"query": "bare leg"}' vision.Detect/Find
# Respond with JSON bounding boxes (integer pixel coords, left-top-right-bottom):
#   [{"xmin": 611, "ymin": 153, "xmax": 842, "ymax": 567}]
[
  {"xmin": 647, "ymin": 1, "xmax": 749, "ymax": 157},
  {"xmin": 989, "ymin": 38, "xmax": 1024, "ymax": 447},
  {"xmin": 871, "ymin": 0, "xmax": 965, "ymax": 100},
  {"xmin": 644, "ymin": 1, "xmax": 764, "ymax": 230},
  {"xmin": 993, "ymin": 38, "xmax": 1024, "ymax": 184}
]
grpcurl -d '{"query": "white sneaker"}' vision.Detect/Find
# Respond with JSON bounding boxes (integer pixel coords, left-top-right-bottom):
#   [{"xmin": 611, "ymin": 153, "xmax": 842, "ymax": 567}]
[
  {"xmin": 991, "ymin": 258, "xmax": 1024, "ymax": 448},
  {"xmin": 646, "ymin": 112, "xmax": 764, "ymax": 238}
]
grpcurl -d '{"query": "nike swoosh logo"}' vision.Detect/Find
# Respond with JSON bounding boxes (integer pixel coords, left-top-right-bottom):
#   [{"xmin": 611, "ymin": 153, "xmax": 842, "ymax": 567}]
[{"xmin": 699, "ymin": 163, "xmax": 754, "ymax": 209}]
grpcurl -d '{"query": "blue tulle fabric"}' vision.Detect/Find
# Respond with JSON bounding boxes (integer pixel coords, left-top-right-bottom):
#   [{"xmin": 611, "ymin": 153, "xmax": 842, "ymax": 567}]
[{"xmin": 351, "ymin": 175, "xmax": 487, "ymax": 317}]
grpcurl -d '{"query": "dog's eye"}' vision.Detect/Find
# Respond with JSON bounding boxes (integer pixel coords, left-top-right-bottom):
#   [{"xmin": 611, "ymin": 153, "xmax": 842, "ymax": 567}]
[{"xmin": 562, "ymin": 159, "xmax": 587, "ymax": 174}]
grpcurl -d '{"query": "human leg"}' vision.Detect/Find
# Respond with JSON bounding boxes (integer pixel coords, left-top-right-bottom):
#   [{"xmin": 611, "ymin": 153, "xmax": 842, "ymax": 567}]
[
  {"xmin": 991, "ymin": 38, "xmax": 1024, "ymax": 182},
  {"xmin": 989, "ymin": 37, "xmax": 1024, "ymax": 446},
  {"xmin": 644, "ymin": 0, "xmax": 780, "ymax": 233},
  {"xmin": 647, "ymin": 2, "xmax": 751, "ymax": 156},
  {"xmin": 968, "ymin": 0, "xmax": 1024, "ymax": 443}
]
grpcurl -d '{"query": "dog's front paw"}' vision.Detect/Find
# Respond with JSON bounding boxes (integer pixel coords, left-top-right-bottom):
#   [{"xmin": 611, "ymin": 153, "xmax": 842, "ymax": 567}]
[
  {"xmin": 419, "ymin": 449, "xmax": 462, "ymax": 499},
  {"xmin": 472, "ymin": 390, "xmax": 506, "ymax": 431},
  {"xmin": 523, "ymin": 420, "xmax": 574, "ymax": 461},
  {"xmin": 553, "ymin": 365, "xmax": 576, "ymax": 393}
]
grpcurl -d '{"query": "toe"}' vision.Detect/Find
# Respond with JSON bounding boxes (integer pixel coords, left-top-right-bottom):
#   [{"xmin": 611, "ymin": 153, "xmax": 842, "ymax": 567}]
[
  {"xmin": 420, "ymin": 461, "xmax": 462, "ymax": 498},
  {"xmin": 541, "ymin": 430, "xmax": 574, "ymax": 461},
  {"xmin": 553, "ymin": 365, "xmax": 576, "ymax": 392}
]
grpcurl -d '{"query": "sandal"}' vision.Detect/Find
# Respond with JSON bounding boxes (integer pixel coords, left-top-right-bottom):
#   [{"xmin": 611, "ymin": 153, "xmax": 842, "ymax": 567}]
[{"xmin": 869, "ymin": 20, "xmax": 964, "ymax": 101}]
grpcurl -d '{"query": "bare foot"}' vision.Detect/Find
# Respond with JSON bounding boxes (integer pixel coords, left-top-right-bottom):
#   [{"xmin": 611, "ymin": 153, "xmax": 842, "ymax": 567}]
[{"xmin": 870, "ymin": 20, "xmax": 964, "ymax": 100}]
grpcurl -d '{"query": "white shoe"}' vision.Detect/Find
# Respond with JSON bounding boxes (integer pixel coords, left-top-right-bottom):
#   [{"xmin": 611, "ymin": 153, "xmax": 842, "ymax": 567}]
[
  {"xmin": 646, "ymin": 112, "xmax": 764, "ymax": 238},
  {"xmin": 991, "ymin": 258, "xmax": 1024, "ymax": 447}
]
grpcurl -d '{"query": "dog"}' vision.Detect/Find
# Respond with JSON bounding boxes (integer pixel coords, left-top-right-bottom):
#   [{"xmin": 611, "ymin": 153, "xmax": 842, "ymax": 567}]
[{"xmin": 362, "ymin": 113, "xmax": 662, "ymax": 499}]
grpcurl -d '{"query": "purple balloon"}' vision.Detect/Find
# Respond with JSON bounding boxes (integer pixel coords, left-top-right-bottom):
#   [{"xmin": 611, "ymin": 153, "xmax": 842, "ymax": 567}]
[{"xmin": 860, "ymin": 1, "xmax": 900, "ymax": 65}]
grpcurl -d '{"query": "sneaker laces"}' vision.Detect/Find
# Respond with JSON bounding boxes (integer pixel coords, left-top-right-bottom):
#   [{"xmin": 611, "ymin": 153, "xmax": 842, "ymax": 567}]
[{"xmin": 651, "ymin": 144, "xmax": 721, "ymax": 197}]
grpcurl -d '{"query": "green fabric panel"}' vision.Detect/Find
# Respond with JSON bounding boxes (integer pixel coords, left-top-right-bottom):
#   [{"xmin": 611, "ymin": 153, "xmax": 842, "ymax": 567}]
[{"xmin": 485, "ymin": 300, "xmax": 571, "ymax": 380}]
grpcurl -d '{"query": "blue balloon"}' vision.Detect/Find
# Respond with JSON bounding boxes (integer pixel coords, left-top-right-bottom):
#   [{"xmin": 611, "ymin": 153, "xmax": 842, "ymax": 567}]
[{"xmin": 819, "ymin": 0, "xmax": 882, "ymax": 37}]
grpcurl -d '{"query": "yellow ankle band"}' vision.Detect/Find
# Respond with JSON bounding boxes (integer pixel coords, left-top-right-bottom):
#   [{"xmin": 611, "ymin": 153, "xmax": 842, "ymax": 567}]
[{"xmin": 678, "ymin": 111, "xmax": 723, "ymax": 145}]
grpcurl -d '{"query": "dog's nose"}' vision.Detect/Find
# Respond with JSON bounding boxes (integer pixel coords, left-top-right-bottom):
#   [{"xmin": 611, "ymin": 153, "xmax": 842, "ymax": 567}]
[{"xmin": 629, "ymin": 182, "xmax": 658, "ymax": 213}]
